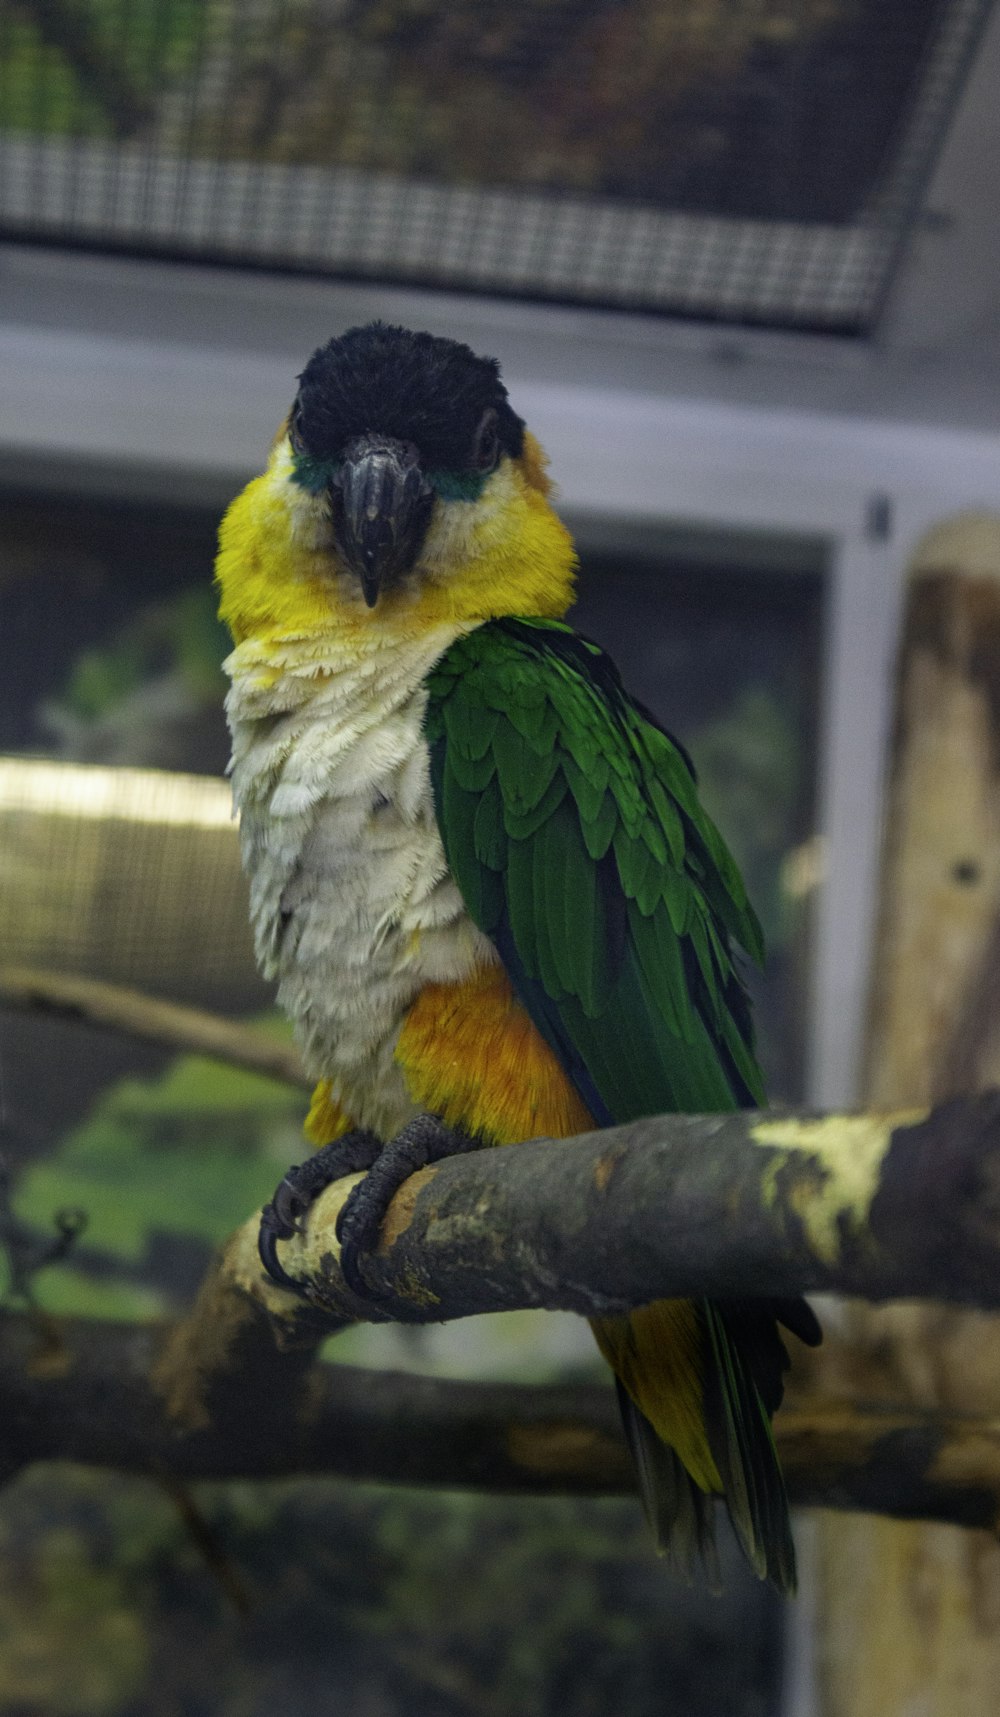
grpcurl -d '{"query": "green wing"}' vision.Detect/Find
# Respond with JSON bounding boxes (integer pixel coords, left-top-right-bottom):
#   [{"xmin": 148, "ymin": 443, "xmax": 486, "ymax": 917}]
[
  {"xmin": 425, "ymin": 617, "xmax": 817, "ymax": 1593},
  {"xmin": 425, "ymin": 616, "xmax": 765, "ymax": 1125}
]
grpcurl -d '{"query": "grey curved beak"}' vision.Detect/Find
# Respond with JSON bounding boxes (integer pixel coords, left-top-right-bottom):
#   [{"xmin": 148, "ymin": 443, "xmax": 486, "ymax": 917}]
[{"xmin": 330, "ymin": 435, "xmax": 434, "ymax": 607}]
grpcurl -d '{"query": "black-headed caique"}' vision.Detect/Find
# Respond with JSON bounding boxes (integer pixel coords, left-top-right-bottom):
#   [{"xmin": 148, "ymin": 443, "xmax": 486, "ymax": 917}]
[{"xmin": 215, "ymin": 322, "xmax": 820, "ymax": 1591}]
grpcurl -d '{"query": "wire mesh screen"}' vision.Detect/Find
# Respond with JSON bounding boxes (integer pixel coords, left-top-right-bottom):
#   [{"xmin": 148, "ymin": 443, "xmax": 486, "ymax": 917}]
[
  {"xmin": 0, "ymin": 758, "xmax": 262, "ymax": 1008},
  {"xmin": 0, "ymin": 0, "xmax": 992, "ymax": 329}
]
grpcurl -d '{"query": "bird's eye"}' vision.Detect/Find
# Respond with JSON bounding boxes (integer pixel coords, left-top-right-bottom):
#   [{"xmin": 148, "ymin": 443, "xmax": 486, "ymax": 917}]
[
  {"xmin": 472, "ymin": 408, "xmax": 500, "ymax": 473},
  {"xmin": 289, "ymin": 403, "xmax": 307, "ymax": 454}
]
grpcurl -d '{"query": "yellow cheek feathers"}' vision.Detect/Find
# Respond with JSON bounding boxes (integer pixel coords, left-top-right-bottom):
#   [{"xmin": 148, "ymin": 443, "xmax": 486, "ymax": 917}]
[
  {"xmin": 215, "ymin": 467, "xmax": 336, "ymax": 646},
  {"xmin": 518, "ymin": 430, "xmax": 556, "ymax": 498},
  {"xmin": 215, "ymin": 434, "xmax": 577, "ymax": 648}
]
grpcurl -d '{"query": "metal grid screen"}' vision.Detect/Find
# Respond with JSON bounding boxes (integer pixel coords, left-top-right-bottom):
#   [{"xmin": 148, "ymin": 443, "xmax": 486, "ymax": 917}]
[
  {"xmin": 0, "ymin": 758, "xmax": 261, "ymax": 1007},
  {"xmin": 0, "ymin": 0, "xmax": 992, "ymax": 331}
]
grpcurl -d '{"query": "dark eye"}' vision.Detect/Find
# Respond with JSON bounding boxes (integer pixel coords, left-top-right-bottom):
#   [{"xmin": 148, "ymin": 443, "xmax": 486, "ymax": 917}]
[
  {"xmin": 289, "ymin": 402, "xmax": 307, "ymax": 454},
  {"xmin": 472, "ymin": 408, "xmax": 500, "ymax": 473}
]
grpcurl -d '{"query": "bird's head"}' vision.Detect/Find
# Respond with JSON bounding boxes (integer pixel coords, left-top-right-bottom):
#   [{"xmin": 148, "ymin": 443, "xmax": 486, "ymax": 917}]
[{"xmin": 217, "ymin": 323, "xmax": 577, "ymax": 644}]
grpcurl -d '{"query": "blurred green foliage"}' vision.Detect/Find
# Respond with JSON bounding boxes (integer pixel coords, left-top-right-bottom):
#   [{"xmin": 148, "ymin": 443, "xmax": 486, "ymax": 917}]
[
  {"xmin": 10, "ymin": 1043, "xmax": 303, "ymax": 1317},
  {"xmin": 0, "ymin": 1468, "xmax": 778, "ymax": 1716},
  {"xmin": 3, "ymin": 0, "xmax": 204, "ymax": 137},
  {"xmin": 690, "ymin": 683, "xmax": 803, "ymax": 952},
  {"xmin": 2, "ymin": 0, "xmax": 936, "ymax": 224},
  {"xmin": 41, "ymin": 585, "xmax": 231, "ymax": 771},
  {"xmin": 58, "ymin": 588, "xmax": 228, "ymax": 723}
]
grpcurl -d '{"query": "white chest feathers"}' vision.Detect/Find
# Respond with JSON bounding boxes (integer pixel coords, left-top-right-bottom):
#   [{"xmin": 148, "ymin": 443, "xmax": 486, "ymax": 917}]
[{"xmin": 225, "ymin": 625, "xmax": 495, "ymax": 1135}]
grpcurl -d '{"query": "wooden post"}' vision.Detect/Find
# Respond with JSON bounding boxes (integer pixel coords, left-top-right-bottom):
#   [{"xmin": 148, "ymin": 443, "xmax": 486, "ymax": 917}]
[{"xmin": 813, "ymin": 514, "xmax": 1000, "ymax": 1715}]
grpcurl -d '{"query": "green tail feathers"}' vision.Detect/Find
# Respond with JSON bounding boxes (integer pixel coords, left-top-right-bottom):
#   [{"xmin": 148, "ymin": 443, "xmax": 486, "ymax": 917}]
[
  {"xmin": 701, "ymin": 1301, "xmax": 799, "ymax": 1593},
  {"xmin": 615, "ymin": 1380, "xmax": 722, "ymax": 1590},
  {"xmin": 620, "ymin": 1298, "xmax": 819, "ymax": 1595}
]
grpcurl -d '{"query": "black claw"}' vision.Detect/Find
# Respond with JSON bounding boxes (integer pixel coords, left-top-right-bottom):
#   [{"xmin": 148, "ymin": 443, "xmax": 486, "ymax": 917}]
[
  {"xmin": 257, "ymin": 1130, "xmax": 382, "ymax": 1294},
  {"xmin": 335, "ymin": 1115, "xmax": 480, "ymax": 1299},
  {"xmin": 270, "ymin": 1168, "xmax": 309, "ymax": 1236},
  {"xmin": 335, "ymin": 1218, "xmax": 380, "ymax": 1296},
  {"xmin": 257, "ymin": 1202, "xmax": 309, "ymax": 1294}
]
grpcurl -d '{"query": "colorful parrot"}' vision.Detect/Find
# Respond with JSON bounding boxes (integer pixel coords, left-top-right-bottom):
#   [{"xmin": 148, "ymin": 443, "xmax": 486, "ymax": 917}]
[{"xmin": 216, "ymin": 322, "xmax": 820, "ymax": 1591}]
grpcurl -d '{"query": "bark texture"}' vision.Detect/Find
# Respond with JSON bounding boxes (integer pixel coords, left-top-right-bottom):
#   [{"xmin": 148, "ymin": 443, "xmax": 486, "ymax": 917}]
[
  {"xmin": 814, "ymin": 514, "xmax": 1000, "ymax": 1717},
  {"xmin": 4, "ymin": 1087, "xmax": 1000, "ymax": 1536},
  {"xmin": 267, "ymin": 1098, "xmax": 1000, "ymax": 1321},
  {"xmin": 4, "ymin": 1309, "xmax": 1000, "ymax": 1532}
]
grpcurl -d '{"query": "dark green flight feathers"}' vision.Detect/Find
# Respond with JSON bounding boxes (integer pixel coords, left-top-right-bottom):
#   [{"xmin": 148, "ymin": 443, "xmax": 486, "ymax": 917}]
[
  {"xmin": 423, "ymin": 617, "xmax": 819, "ymax": 1593},
  {"xmin": 424, "ymin": 616, "xmax": 765, "ymax": 1124}
]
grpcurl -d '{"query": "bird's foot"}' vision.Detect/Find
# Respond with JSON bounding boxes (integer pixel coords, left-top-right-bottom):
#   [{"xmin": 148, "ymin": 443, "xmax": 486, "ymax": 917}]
[
  {"xmin": 335, "ymin": 1114, "xmax": 478, "ymax": 1299},
  {"xmin": 258, "ymin": 1129, "xmax": 382, "ymax": 1295}
]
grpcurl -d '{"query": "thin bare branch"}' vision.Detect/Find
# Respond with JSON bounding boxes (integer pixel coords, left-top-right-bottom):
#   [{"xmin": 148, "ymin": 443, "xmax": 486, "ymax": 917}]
[{"xmin": 0, "ymin": 967, "xmax": 310, "ymax": 1090}]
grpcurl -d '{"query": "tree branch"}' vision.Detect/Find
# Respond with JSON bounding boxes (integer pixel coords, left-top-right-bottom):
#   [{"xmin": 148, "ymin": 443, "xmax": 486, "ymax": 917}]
[
  {"xmin": 2, "ymin": 1310, "xmax": 1000, "ymax": 1532},
  {"xmin": 268, "ymin": 1093, "xmax": 1000, "ymax": 1321},
  {"xmin": 0, "ymin": 967, "xmax": 310, "ymax": 1090},
  {"xmin": 121, "ymin": 1092, "xmax": 1000, "ymax": 1447},
  {"xmin": 7, "ymin": 1086, "xmax": 1000, "ymax": 1526}
]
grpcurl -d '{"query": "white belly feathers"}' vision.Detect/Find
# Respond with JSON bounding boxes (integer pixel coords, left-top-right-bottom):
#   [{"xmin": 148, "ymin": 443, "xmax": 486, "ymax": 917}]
[{"xmin": 225, "ymin": 624, "xmax": 496, "ymax": 1137}]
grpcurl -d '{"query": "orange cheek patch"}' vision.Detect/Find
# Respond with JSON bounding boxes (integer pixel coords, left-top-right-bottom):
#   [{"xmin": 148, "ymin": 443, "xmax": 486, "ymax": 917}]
[{"xmin": 395, "ymin": 965, "xmax": 593, "ymax": 1147}]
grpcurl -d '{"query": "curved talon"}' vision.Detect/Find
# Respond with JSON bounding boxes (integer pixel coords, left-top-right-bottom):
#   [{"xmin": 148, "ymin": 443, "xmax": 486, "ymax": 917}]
[
  {"xmin": 258, "ymin": 1201, "xmax": 310, "ymax": 1295},
  {"xmin": 270, "ymin": 1169, "xmax": 308, "ymax": 1235},
  {"xmin": 333, "ymin": 1116, "xmax": 479, "ymax": 1301},
  {"xmin": 338, "ymin": 1250, "xmax": 371, "ymax": 1299},
  {"xmin": 334, "ymin": 1191, "xmax": 378, "ymax": 1298},
  {"xmin": 257, "ymin": 1129, "xmax": 385, "ymax": 1296}
]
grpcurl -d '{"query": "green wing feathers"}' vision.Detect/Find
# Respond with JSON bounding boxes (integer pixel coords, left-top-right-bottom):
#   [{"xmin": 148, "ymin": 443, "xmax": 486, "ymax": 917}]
[
  {"xmin": 426, "ymin": 618, "xmax": 765, "ymax": 1119},
  {"xmin": 425, "ymin": 618, "xmax": 818, "ymax": 1591}
]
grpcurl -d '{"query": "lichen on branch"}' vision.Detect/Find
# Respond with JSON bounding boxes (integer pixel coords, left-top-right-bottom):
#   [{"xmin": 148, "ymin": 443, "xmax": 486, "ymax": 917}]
[{"xmin": 271, "ymin": 1094, "xmax": 1000, "ymax": 1322}]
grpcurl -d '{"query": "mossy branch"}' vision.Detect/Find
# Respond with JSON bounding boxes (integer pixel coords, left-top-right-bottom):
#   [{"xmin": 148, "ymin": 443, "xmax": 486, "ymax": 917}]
[
  {"xmin": 257, "ymin": 1093, "xmax": 1000, "ymax": 1322},
  {"xmin": 2, "ymin": 1309, "xmax": 1000, "ymax": 1532},
  {"xmin": 6, "ymin": 1090, "xmax": 1000, "ymax": 1526}
]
